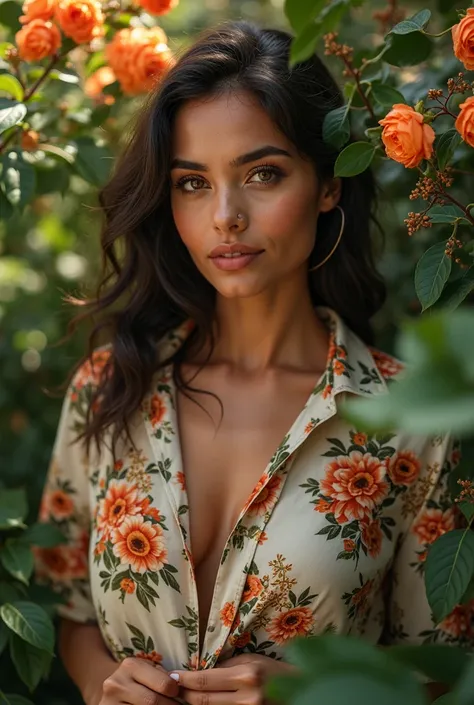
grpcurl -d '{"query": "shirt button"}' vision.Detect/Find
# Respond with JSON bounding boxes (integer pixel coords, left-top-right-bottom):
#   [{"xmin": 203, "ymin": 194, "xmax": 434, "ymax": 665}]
[{"xmin": 207, "ymin": 625, "xmax": 215, "ymax": 633}]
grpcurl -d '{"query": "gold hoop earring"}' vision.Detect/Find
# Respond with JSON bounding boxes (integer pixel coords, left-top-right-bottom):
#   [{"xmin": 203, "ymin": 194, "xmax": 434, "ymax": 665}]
[{"xmin": 308, "ymin": 205, "xmax": 345, "ymax": 272}]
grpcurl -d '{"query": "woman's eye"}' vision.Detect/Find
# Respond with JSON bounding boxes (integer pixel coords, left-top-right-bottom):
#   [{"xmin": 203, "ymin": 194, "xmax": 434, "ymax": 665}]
[
  {"xmin": 248, "ymin": 166, "xmax": 282, "ymax": 185},
  {"xmin": 176, "ymin": 176, "xmax": 207, "ymax": 192}
]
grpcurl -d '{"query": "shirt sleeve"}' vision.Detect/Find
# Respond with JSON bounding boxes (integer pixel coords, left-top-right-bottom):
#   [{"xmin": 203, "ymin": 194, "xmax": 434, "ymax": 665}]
[
  {"xmin": 34, "ymin": 368, "xmax": 97, "ymax": 624},
  {"xmin": 383, "ymin": 433, "xmax": 470, "ymax": 647}
]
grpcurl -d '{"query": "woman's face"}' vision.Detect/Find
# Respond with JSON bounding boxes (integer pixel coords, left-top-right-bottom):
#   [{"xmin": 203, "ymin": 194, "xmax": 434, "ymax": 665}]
[{"xmin": 170, "ymin": 89, "xmax": 340, "ymax": 299}]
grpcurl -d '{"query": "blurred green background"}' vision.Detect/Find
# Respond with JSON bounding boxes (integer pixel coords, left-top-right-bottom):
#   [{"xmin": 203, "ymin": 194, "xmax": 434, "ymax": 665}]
[{"xmin": 1, "ymin": 0, "xmax": 473, "ymax": 701}]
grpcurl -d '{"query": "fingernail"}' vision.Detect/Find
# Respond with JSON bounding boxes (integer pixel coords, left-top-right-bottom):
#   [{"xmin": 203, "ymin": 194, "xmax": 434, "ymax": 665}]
[{"xmin": 170, "ymin": 673, "xmax": 180, "ymax": 682}]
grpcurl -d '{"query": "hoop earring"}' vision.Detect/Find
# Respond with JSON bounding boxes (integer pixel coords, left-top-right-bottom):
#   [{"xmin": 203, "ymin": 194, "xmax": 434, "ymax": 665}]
[{"xmin": 308, "ymin": 205, "xmax": 345, "ymax": 272}]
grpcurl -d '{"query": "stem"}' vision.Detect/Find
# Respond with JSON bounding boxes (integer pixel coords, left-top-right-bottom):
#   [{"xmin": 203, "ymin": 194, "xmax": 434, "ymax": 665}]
[
  {"xmin": 341, "ymin": 57, "xmax": 377, "ymax": 122},
  {"xmin": 431, "ymin": 107, "xmax": 458, "ymax": 120},
  {"xmin": 359, "ymin": 44, "xmax": 391, "ymax": 74},
  {"xmin": 438, "ymin": 188, "xmax": 474, "ymax": 226},
  {"xmin": 422, "ymin": 26, "xmax": 453, "ymax": 38}
]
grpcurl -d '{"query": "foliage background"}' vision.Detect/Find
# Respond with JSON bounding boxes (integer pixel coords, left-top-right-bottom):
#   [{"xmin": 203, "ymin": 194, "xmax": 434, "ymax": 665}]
[{"xmin": 0, "ymin": 0, "xmax": 473, "ymax": 702}]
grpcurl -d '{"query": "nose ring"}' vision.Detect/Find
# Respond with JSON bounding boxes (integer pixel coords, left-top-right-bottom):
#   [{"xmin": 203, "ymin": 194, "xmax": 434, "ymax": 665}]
[{"xmin": 237, "ymin": 213, "xmax": 244, "ymax": 220}]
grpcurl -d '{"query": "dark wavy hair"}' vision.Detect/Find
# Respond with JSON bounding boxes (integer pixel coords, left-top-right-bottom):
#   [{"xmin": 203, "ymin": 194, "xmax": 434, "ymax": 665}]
[{"xmin": 65, "ymin": 19, "xmax": 386, "ymax": 456}]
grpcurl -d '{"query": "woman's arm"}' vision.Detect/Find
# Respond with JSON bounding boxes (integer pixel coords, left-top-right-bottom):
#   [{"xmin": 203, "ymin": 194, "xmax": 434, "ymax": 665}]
[{"xmin": 58, "ymin": 619, "xmax": 118, "ymax": 705}]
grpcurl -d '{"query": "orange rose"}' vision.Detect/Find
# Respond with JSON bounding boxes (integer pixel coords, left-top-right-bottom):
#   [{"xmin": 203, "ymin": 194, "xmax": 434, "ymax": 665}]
[
  {"xmin": 19, "ymin": 0, "xmax": 55, "ymax": 23},
  {"xmin": 84, "ymin": 66, "xmax": 116, "ymax": 104},
  {"xmin": 455, "ymin": 96, "xmax": 474, "ymax": 149},
  {"xmin": 452, "ymin": 8, "xmax": 474, "ymax": 71},
  {"xmin": 55, "ymin": 0, "xmax": 104, "ymax": 44},
  {"xmin": 135, "ymin": 0, "xmax": 178, "ymax": 15},
  {"xmin": 106, "ymin": 27, "xmax": 174, "ymax": 95},
  {"xmin": 15, "ymin": 18, "xmax": 61, "ymax": 61},
  {"xmin": 378, "ymin": 104, "xmax": 435, "ymax": 168}
]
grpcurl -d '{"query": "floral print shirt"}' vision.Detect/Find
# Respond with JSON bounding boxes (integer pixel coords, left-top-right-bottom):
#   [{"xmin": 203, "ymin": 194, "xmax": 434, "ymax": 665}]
[{"xmin": 35, "ymin": 306, "xmax": 466, "ymax": 673}]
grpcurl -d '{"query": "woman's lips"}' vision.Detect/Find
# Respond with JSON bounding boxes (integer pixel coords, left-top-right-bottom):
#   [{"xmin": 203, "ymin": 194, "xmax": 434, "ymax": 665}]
[{"xmin": 210, "ymin": 251, "xmax": 264, "ymax": 271}]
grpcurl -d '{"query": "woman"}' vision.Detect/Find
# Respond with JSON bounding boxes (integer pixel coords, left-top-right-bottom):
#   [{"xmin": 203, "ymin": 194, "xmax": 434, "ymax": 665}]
[{"xmin": 36, "ymin": 20, "xmax": 463, "ymax": 705}]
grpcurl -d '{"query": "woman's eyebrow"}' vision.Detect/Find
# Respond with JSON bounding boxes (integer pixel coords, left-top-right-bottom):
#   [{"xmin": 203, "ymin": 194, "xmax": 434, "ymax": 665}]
[{"xmin": 170, "ymin": 145, "xmax": 292, "ymax": 171}]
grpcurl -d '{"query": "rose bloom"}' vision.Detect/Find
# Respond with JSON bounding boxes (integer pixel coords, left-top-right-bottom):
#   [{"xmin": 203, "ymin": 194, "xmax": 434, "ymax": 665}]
[
  {"xmin": 15, "ymin": 18, "xmax": 61, "ymax": 61},
  {"xmin": 135, "ymin": 0, "xmax": 178, "ymax": 15},
  {"xmin": 55, "ymin": 0, "xmax": 104, "ymax": 44},
  {"xmin": 379, "ymin": 104, "xmax": 435, "ymax": 168},
  {"xmin": 19, "ymin": 0, "xmax": 55, "ymax": 24},
  {"xmin": 455, "ymin": 96, "xmax": 474, "ymax": 149},
  {"xmin": 106, "ymin": 27, "xmax": 174, "ymax": 95},
  {"xmin": 452, "ymin": 8, "xmax": 474, "ymax": 70},
  {"xmin": 84, "ymin": 66, "xmax": 116, "ymax": 105}
]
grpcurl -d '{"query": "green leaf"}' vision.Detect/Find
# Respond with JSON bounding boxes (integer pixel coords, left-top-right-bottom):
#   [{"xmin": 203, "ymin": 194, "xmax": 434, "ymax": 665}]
[
  {"xmin": 429, "ymin": 204, "xmax": 468, "ymax": 224},
  {"xmin": 289, "ymin": 22, "xmax": 322, "ymax": 65},
  {"xmin": 0, "ymin": 75, "xmax": 24, "ymax": 102},
  {"xmin": 384, "ymin": 31, "xmax": 433, "ymax": 67},
  {"xmin": 0, "ymin": 621, "xmax": 9, "ymax": 656},
  {"xmin": 0, "ymin": 581, "xmax": 25, "ymax": 604},
  {"xmin": 23, "ymin": 523, "xmax": 67, "ymax": 548},
  {"xmin": 0, "ymin": 602, "xmax": 55, "ymax": 653},
  {"xmin": 322, "ymin": 105, "xmax": 351, "ymax": 150},
  {"xmin": 284, "ymin": 0, "xmax": 326, "ymax": 33},
  {"xmin": 0, "ymin": 540, "xmax": 34, "ymax": 585},
  {"xmin": 2, "ymin": 151, "xmax": 36, "ymax": 207},
  {"xmin": 390, "ymin": 644, "xmax": 469, "ymax": 687},
  {"xmin": 0, "ymin": 695, "xmax": 35, "ymax": 705},
  {"xmin": 0, "ymin": 488, "xmax": 27, "ymax": 530},
  {"xmin": 436, "ymin": 129, "xmax": 462, "ymax": 172},
  {"xmin": 0, "ymin": 187, "xmax": 14, "ymax": 220},
  {"xmin": 0, "ymin": 1, "xmax": 22, "ymax": 31},
  {"xmin": 434, "ymin": 267, "xmax": 474, "ymax": 312},
  {"xmin": 390, "ymin": 9, "xmax": 431, "ymax": 34},
  {"xmin": 72, "ymin": 137, "xmax": 113, "ymax": 186},
  {"xmin": 9, "ymin": 634, "xmax": 53, "ymax": 691},
  {"xmin": 370, "ymin": 82, "xmax": 406, "ymax": 107},
  {"xmin": 0, "ymin": 102, "xmax": 27, "ymax": 135},
  {"xmin": 415, "ymin": 241, "xmax": 451, "ymax": 311},
  {"xmin": 454, "ymin": 655, "xmax": 474, "ymax": 705},
  {"xmin": 319, "ymin": 0, "xmax": 350, "ymax": 33},
  {"xmin": 425, "ymin": 528, "xmax": 474, "ymax": 624},
  {"xmin": 49, "ymin": 69, "xmax": 79, "ymax": 84},
  {"xmin": 334, "ymin": 142, "xmax": 376, "ymax": 177}
]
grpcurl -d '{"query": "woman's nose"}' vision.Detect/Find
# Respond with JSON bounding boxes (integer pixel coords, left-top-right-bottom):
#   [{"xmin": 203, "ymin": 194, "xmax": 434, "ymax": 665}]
[{"xmin": 213, "ymin": 194, "xmax": 248, "ymax": 234}]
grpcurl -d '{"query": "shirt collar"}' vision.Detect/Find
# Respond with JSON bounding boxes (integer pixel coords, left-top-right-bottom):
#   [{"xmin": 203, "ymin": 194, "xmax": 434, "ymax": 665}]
[{"xmin": 156, "ymin": 305, "xmax": 389, "ymax": 400}]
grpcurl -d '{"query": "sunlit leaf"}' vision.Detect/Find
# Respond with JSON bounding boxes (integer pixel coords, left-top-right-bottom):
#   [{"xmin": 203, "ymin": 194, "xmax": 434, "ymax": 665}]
[
  {"xmin": 289, "ymin": 21, "xmax": 322, "ymax": 65},
  {"xmin": 284, "ymin": 0, "xmax": 326, "ymax": 33},
  {"xmin": 0, "ymin": 602, "xmax": 55, "ymax": 653},
  {"xmin": 0, "ymin": 102, "xmax": 27, "ymax": 135},
  {"xmin": 389, "ymin": 9, "xmax": 431, "ymax": 35},
  {"xmin": 0, "ymin": 540, "xmax": 34, "ymax": 585},
  {"xmin": 0, "ymin": 75, "xmax": 24, "ymax": 101}
]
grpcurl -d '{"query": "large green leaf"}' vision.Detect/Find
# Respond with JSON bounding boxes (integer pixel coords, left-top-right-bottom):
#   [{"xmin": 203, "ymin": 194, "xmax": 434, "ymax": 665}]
[
  {"xmin": 284, "ymin": 0, "xmax": 326, "ymax": 33},
  {"xmin": 390, "ymin": 645, "xmax": 469, "ymax": 687},
  {"xmin": 454, "ymin": 655, "xmax": 474, "ymax": 705},
  {"xmin": 72, "ymin": 137, "xmax": 113, "ymax": 186},
  {"xmin": 322, "ymin": 105, "xmax": 351, "ymax": 150},
  {"xmin": 0, "ymin": 602, "xmax": 55, "ymax": 653},
  {"xmin": 435, "ymin": 267, "xmax": 474, "ymax": 312},
  {"xmin": 425, "ymin": 529, "xmax": 474, "ymax": 624},
  {"xmin": 0, "ymin": 102, "xmax": 27, "ymax": 135},
  {"xmin": 370, "ymin": 82, "xmax": 406, "ymax": 107},
  {"xmin": 9, "ymin": 634, "xmax": 53, "ymax": 691},
  {"xmin": 389, "ymin": 9, "xmax": 431, "ymax": 35},
  {"xmin": 0, "ymin": 695, "xmax": 35, "ymax": 705},
  {"xmin": 0, "ymin": 488, "xmax": 27, "ymax": 530},
  {"xmin": 436, "ymin": 129, "xmax": 462, "ymax": 172},
  {"xmin": 289, "ymin": 21, "xmax": 322, "ymax": 65},
  {"xmin": 429, "ymin": 204, "xmax": 469, "ymax": 224},
  {"xmin": 319, "ymin": 0, "xmax": 350, "ymax": 33},
  {"xmin": 415, "ymin": 241, "xmax": 451, "ymax": 311},
  {"xmin": 334, "ymin": 141, "xmax": 376, "ymax": 177},
  {"xmin": 2, "ymin": 151, "xmax": 36, "ymax": 207},
  {"xmin": 23, "ymin": 522, "xmax": 66, "ymax": 548},
  {"xmin": 384, "ymin": 31, "xmax": 433, "ymax": 66},
  {"xmin": 0, "ymin": 540, "xmax": 34, "ymax": 585},
  {"xmin": 0, "ymin": 75, "xmax": 24, "ymax": 102}
]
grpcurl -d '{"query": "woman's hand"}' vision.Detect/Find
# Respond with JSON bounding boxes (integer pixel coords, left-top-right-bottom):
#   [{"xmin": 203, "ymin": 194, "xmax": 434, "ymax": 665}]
[
  {"xmin": 90, "ymin": 657, "xmax": 180, "ymax": 705},
  {"xmin": 170, "ymin": 653, "xmax": 297, "ymax": 705}
]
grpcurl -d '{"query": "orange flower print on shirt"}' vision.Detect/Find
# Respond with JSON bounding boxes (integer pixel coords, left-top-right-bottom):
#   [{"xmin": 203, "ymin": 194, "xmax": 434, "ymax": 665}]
[
  {"xmin": 234, "ymin": 631, "xmax": 251, "ymax": 649},
  {"xmin": 220, "ymin": 602, "xmax": 236, "ymax": 627},
  {"xmin": 440, "ymin": 600, "xmax": 474, "ymax": 638},
  {"xmin": 387, "ymin": 450, "xmax": 421, "ymax": 486},
  {"xmin": 120, "ymin": 578, "xmax": 135, "ymax": 594},
  {"xmin": 74, "ymin": 349, "xmax": 112, "ymax": 390},
  {"xmin": 412, "ymin": 508, "xmax": 456, "ymax": 546},
  {"xmin": 176, "ymin": 471, "xmax": 186, "ymax": 491},
  {"xmin": 344, "ymin": 539, "xmax": 356, "ymax": 552},
  {"xmin": 242, "ymin": 576, "xmax": 263, "ymax": 602},
  {"xmin": 361, "ymin": 520, "xmax": 383, "ymax": 558},
  {"xmin": 319, "ymin": 452, "xmax": 389, "ymax": 523},
  {"xmin": 97, "ymin": 480, "xmax": 143, "ymax": 540},
  {"xmin": 257, "ymin": 531, "xmax": 268, "ymax": 545},
  {"xmin": 333, "ymin": 360, "xmax": 346, "ymax": 376},
  {"xmin": 248, "ymin": 475, "xmax": 282, "ymax": 516},
  {"xmin": 35, "ymin": 544, "xmax": 87, "ymax": 581},
  {"xmin": 47, "ymin": 489, "xmax": 74, "ymax": 519},
  {"xmin": 369, "ymin": 348, "xmax": 404, "ymax": 379},
  {"xmin": 150, "ymin": 394, "xmax": 166, "ymax": 427},
  {"xmin": 315, "ymin": 498, "xmax": 332, "ymax": 513},
  {"xmin": 352, "ymin": 433, "xmax": 367, "ymax": 447},
  {"xmin": 267, "ymin": 607, "xmax": 314, "ymax": 644},
  {"xmin": 112, "ymin": 516, "xmax": 167, "ymax": 573},
  {"xmin": 136, "ymin": 650, "xmax": 163, "ymax": 664}
]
